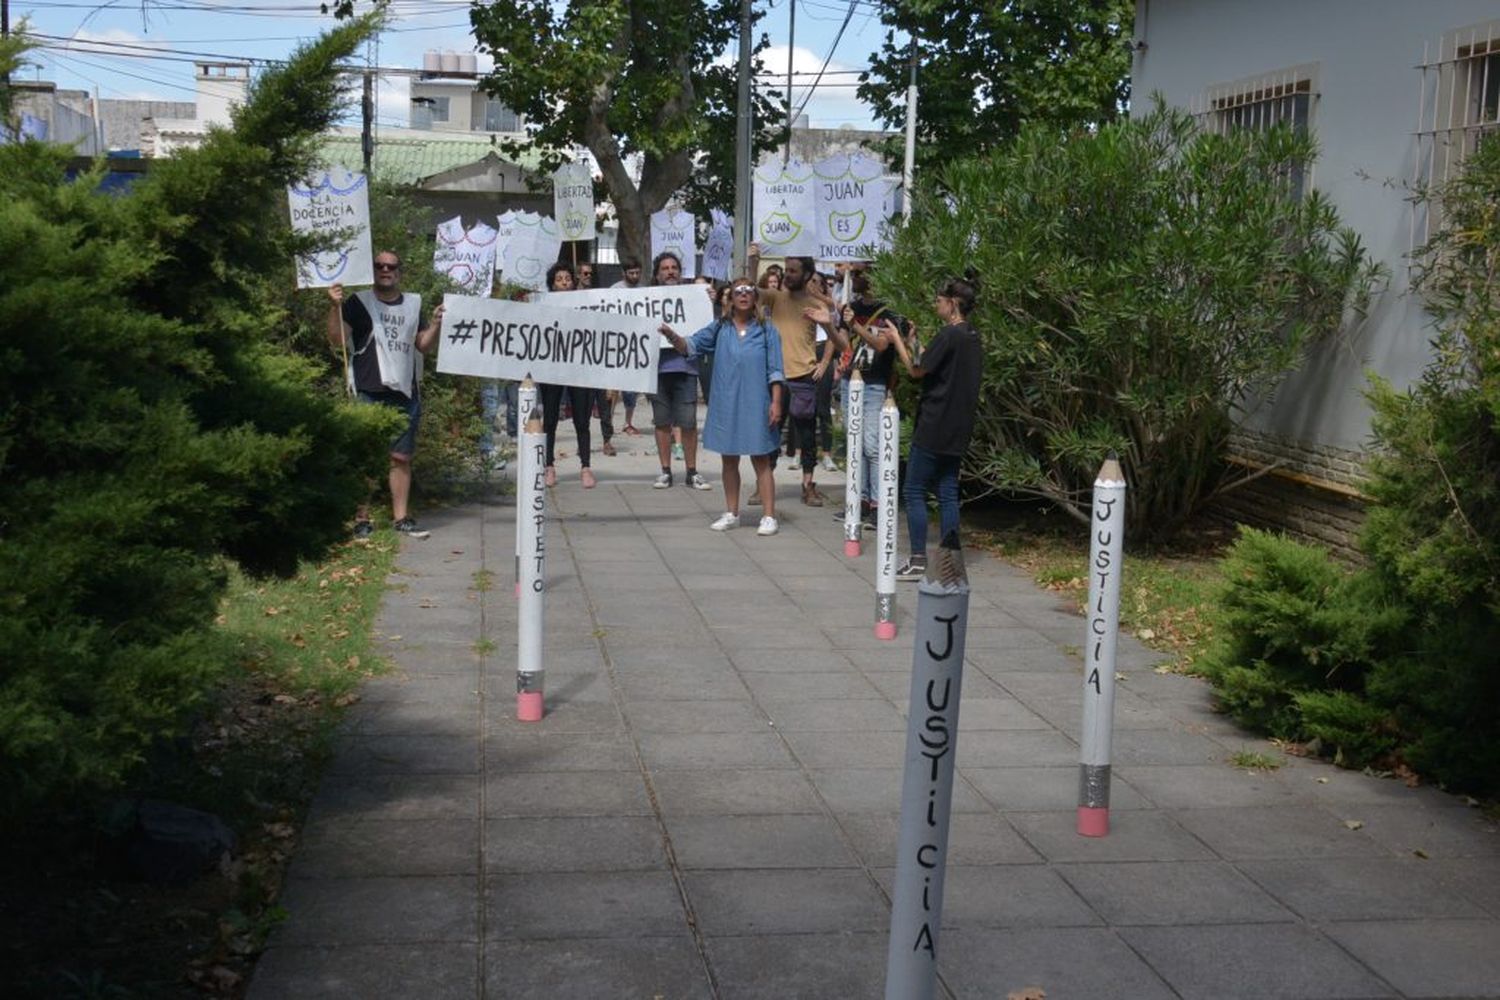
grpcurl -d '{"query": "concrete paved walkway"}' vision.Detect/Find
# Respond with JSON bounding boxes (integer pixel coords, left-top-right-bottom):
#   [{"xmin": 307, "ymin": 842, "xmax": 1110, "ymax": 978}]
[{"xmin": 250, "ymin": 417, "xmax": 1500, "ymax": 999}]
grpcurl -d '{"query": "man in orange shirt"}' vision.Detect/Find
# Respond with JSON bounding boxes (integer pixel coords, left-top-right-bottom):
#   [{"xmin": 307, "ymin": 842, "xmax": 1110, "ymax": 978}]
[{"xmin": 747, "ymin": 243, "xmax": 849, "ymax": 506}]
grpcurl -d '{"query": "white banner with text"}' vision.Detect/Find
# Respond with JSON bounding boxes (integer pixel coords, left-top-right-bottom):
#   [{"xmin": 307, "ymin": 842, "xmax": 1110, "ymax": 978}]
[
  {"xmin": 289, "ymin": 167, "xmax": 373, "ymax": 288},
  {"xmin": 436, "ymin": 293, "xmax": 659, "ymax": 394}
]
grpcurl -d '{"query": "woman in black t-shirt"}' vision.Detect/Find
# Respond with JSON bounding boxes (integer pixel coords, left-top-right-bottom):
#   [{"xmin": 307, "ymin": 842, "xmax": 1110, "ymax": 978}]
[{"xmin": 889, "ymin": 272, "xmax": 983, "ymax": 580}]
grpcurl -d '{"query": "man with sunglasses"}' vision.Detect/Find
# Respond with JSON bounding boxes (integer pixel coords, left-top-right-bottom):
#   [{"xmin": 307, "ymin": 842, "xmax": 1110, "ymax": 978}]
[{"xmin": 326, "ymin": 250, "xmax": 444, "ymax": 539}]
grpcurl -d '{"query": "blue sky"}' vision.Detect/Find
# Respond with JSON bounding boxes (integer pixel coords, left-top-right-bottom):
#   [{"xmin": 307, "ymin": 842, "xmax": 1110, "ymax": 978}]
[{"xmin": 16, "ymin": 0, "xmax": 893, "ymax": 132}]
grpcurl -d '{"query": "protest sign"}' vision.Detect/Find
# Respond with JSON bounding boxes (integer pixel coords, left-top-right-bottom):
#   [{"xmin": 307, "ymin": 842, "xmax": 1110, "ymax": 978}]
[
  {"xmin": 437, "ymin": 293, "xmax": 659, "ymax": 394},
  {"xmin": 552, "ymin": 161, "xmax": 597, "ymax": 241},
  {"xmin": 535, "ymin": 283, "xmax": 716, "ymax": 352},
  {"xmin": 701, "ymin": 209, "xmax": 734, "ymax": 281},
  {"xmin": 433, "ymin": 216, "xmax": 498, "ymax": 293},
  {"xmin": 811, "ymin": 153, "xmax": 890, "ymax": 263},
  {"xmin": 650, "ymin": 209, "xmax": 698, "ymax": 278},
  {"xmin": 504, "ymin": 213, "xmax": 563, "ymax": 291},
  {"xmin": 288, "ymin": 167, "xmax": 373, "ymax": 288},
  {"xmin": 753, "ymin": 158, "xmax": 819, "ymax": 258},
  {"xmin": 494, "ymin": 210, "xmax": 520, "ymax": 284}
]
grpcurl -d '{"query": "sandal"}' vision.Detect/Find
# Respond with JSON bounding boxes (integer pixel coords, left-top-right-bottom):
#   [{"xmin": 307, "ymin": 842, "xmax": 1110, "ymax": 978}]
[
  {"xmin": 544, "ymin": 465, "xmax": 557, "ymax": 487},
  {"xmin": 581, "ymin": 468, "xmax": 597, "ymax": 489}
]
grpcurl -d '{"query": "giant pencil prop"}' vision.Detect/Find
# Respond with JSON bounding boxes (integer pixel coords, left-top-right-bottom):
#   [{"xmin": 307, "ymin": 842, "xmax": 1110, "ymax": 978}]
[
  {"xmin": 843, "ymin": 370, "xmax": 865, "ymax": 558},
  {"xmin": 884, "ymin": 536, "xmax": 970, "ymax": 1000},
  {"xmin": 1077, "ymin": 454, "xmax": 1126, "ymax": 836},
  {"xmin": 516, "ymin": 406, "xmax": 546, "ymax": 722},
  {"xmin": 514, "ymin": 377, "xmax": 537, "ymax": 598},
  {"xmin": 874, "ymin": 394, "xmax": 900, "ymax": 639}
]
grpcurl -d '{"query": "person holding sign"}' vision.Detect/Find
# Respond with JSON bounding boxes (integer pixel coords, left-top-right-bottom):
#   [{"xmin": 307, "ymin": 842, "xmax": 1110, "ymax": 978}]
[
  {"xmin": 659, "ymin": 281, "xmax": 785, "ymax": 536},
  {"xmin": 648, "ymin": 252, "xmax": 713, "ymax": 492},
  {"xmin": 325, "ymin": 251, "xmax": 444, "ymax": 539},
  {"xmin": 747, "ymin": 244, "xmax": 850, "ymax": 508},
  {"xmin": 538, "ymin": 262, "xmax": 599, "ymax": 489},
  {"xmin": 889, "ymin": 271, "xmax": 984, "ymax": 581}
]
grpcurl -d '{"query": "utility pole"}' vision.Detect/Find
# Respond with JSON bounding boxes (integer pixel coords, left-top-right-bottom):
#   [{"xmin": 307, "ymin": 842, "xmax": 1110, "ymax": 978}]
[
  {"xmin": 734, "ymin": 0, "xmax": 753, "ymax": 275},
  {"xmin": 361, "ymin": 69, "xmax": 373, "ymax": 176},
  {"xmin": 783, "ymin": 0, "xmax": 795, "ymax": 163},
  {"xmin": 901, "ymin": 35, "xmax": 918, "ymax": 220},
  {"xmin": 3, "ymin": 0, "xmax": 11, "ymax": 88}
]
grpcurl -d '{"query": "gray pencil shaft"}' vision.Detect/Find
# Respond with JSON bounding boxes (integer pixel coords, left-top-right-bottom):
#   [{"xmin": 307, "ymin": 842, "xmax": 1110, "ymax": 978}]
[{"xmin": 885, "ymin": 579, "xmax": 970, "ymax": 1000}]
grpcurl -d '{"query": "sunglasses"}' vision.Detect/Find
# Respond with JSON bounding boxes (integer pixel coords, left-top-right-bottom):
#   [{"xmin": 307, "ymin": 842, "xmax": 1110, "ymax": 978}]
[
  {"xmin": 733, "ymin": 285, "xmax": 756, "ymax": 295},
  {"xmin": 374, "ymin": 262, "xmax": 400, "ymax": 272}
]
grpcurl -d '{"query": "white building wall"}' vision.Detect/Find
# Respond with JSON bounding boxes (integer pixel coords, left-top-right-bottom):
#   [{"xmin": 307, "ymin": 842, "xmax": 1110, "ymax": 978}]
[{"xmin": 1132, "ymin": 0, "xmax": 1500, "ymax": 459}]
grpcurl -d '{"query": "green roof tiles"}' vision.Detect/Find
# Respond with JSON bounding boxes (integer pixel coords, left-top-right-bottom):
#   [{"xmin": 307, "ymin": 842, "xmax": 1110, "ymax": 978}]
[{"xmin": 319, "ymin": 133, "xmax": 542, "ymax": 185}]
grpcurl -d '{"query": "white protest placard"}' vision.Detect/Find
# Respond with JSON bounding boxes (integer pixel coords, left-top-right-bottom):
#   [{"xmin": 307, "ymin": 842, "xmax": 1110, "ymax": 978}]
[
  {"xmin": 753, "ymin": 158, "xmax": 819, "ymax": 258},
  {"xmin": 288, "ymin": 167, "xmax": 373, "ymax": 288},
  {"xmin": 504, "ymin": 213, "xmax": 563, "ymax": 291},
  {"xmin": 701, "ymin": 208, "xmax": 734, "ymax": 281},
  {"xmin": 650, "ymin": 208, "xmax": 698, "ymax": 278},
  {"xmin": 552, "ymin": 161, "xmax": 596, "ymax": 241},
  {"xmin": 433, "ymin": 217, "xmax": 498, "ymax": 293},
  {"xmin": 882, "ymin": 174, "xmax": 903, "ymax": 225},
  {"xmin": 437, "ymin": 293, "xmax": 659, "ymax": 394},
  {"xmin": 535, "ymin": 283, "xmax": 717, "ymax": 352},
  {"xmin": 812, "ymin": 153, "xmax": 890, "ymax": 263},
  {"xmin": 494, "ymin": 210, "xmax": 520, "ymax": 284}
]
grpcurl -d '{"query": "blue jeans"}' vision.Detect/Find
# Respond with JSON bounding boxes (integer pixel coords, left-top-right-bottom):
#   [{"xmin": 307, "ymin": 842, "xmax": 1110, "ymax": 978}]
[
  {"xmin": 903, "ymin": 443, "xmax": 962, "ymax": 556},
  {"xmin": 858, "ymin": 382, "xmax": 887, "ymax": 503},
  {"xmin": 479, "ymin": 380, "xmax": 520, "ymax": 454}
]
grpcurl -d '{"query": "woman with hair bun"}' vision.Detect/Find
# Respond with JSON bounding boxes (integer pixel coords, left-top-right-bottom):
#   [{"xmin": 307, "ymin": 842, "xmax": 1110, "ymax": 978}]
[{"xmin": 889, "ymin": 270, "xmax": 984, "ymax": 580}]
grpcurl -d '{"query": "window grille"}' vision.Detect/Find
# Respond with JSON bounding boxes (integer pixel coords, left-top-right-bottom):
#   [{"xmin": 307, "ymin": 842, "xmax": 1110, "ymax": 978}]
[
  {"xmin": 1191, "ymin": 66, "xmax": 1318, "ymax": 199},
  {"xmin": 1413, "ymin": 21, "xmax": 1500, "ymax": 248},
  {"xmin": 429, "ymin": 95, "xmax": 451, "ymax": 123}
]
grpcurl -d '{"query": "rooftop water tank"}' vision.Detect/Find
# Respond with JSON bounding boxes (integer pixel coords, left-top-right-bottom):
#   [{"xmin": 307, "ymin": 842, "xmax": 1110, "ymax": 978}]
[
  {"xmin": 458, "ymin": 52, "xmax": 477, "ymax": 76},
  {"xmin": 439, "ymin": 50, "xmax": 459, "ymax": 74},
  {"xmin": 422, "ymin": 50, "xmax": 441, "ymax": 73}
]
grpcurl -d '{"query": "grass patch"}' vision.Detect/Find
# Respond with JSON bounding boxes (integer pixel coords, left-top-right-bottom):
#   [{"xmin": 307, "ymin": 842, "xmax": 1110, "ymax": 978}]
[
  {"xmin": 1230, "ymin": 750, "xmax": 1285, "ymax": 772},
  {"xmin": 969, "ymin": 517, "xmax": 1227, "ymax": 671},
  {"xmin": 1, "ymin": 535, "xmax": 397, "ymax": 998}
]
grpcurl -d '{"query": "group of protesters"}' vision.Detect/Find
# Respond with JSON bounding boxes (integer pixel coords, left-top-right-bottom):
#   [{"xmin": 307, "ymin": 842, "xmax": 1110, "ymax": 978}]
[{"xmin": 323, "ymin": 238, "xmax": 982, "ymax": 577}]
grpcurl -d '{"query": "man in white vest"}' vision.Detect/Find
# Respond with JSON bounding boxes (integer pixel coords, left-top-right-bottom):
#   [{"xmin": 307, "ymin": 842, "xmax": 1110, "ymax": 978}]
[{"xmin": 326, "ymin": 250, "xmax": 445, "ymax": 539}]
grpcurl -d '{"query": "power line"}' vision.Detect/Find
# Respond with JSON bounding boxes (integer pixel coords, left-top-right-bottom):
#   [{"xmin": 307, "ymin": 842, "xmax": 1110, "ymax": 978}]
[{"xmin": 791, "ymin": 0, "xmax": 858, "ymax": 123}]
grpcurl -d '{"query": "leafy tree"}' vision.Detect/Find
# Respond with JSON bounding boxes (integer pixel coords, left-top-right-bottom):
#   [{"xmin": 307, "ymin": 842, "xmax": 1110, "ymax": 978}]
[
  {"xmin": 858, "ymin": 0, "xmax": 1133, "ymax": 174},
  {"xmin": 0, "ymin": 16, "xmax": 391, "ymax": 811},
  {"xmin": 872, "ymin": 104, "xmax": 1378, "ymax": 539},
  {"xmin": 468, "ymin": 0, "xmax": 783, "ymax": 266}
]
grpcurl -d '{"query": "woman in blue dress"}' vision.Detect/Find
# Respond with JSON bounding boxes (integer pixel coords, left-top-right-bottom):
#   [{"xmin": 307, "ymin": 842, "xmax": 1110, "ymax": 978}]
[{"xmin": 659, "ymin": 281, "xmax": 786, "ymax": 536}]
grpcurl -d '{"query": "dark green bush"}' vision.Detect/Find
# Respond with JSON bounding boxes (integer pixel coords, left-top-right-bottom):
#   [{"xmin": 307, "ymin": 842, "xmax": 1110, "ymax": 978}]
[
  {"xmin": 873, "ymin": 103, "xmax": 1378, "ymax": 539},
  {"xmin": 1200, "ymin": 528, "xmax": 1405, "ymax": 737},
  {"xmin": 1201, "ymin": 129, "xmax": 1500, "ymax": 793},
  {"xmin": 0, "ymin": 18, "xmax": 388, "ymax": 812}
]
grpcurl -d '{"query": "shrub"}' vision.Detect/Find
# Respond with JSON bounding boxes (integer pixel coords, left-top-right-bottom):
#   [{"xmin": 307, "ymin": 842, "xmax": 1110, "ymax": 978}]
[
  {"xmin": 1199, "ymin": 528, "xmax": 1405, "ymax": 738},
  {"xmin": 874, "ymin": 102, "xmax": 1379, "ymax": 540},
  {"xmin": 0, "ymin": 18, "xmax": 387, "ymax": 813}
]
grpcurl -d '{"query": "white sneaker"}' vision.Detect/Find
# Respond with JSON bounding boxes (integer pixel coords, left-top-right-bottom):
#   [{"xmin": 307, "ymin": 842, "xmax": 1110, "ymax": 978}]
[
  {"xmin": 757, "ymin": 516, "xmax": 779, "ymax": 536},
  {"xmin": 652, "ymin": 471, "xmax": 672, "ymax": 489},
  {"xmin": 688, "ymin": 472, "xmax": 713, "ymax": 491},
  {"xmin": 820, "ymin": 454, "xmax": 839, "ymax": 473},
  {"xmin": 710, "ymin": 512, "xmax": 740, "ymax": 532}
]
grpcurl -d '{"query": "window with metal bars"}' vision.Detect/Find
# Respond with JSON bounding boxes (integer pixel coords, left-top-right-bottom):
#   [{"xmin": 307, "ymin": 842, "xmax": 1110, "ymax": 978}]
[
  {"xmin": 1413, "ymin": 22, "xmax": 1500, "ymax": 248},
  {"xmin": 1193, "ymin": 66, "xmax": 1318, "ymax": 201}
]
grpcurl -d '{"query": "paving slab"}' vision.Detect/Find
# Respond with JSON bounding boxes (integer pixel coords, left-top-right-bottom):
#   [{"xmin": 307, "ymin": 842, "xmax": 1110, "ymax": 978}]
[
  {"xmin": 1323, "ymin": 919, "xmax": 1500, "ymax": 998},
  {"xmin": 249, "ymin": 943, "xmax": 478, "ymax": 1000},
  {"xmin": 938, "ymin": 928, "xmax": 1178, "ymax": 1000},
  {"xmin": 1119, "ymin": 923, "xmax": 1396, "ymax": 999}
]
